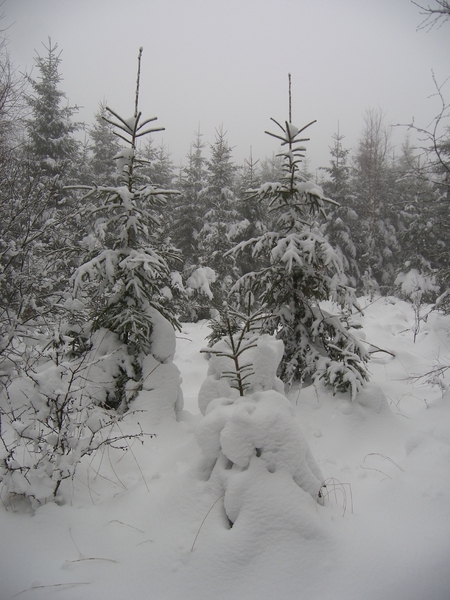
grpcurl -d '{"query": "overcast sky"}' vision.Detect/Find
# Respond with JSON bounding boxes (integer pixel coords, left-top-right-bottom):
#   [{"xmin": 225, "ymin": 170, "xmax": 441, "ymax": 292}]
[{"xmin": 3, "ymin": 0, "xmax": 449, "ymax": 172}]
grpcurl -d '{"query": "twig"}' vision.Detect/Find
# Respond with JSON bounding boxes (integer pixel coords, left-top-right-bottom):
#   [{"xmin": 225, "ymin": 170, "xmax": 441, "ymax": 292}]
[
  {"xmin": 68, "ymin": 527, "xmax": 82, "ymax": 557},
  {"xmin": 362, "ymin": 340, "xmax": 395, "ymax": 358},
  {"xmin": 365, "ymin": 452, "xmax": 404, "ymax": 472},
  {"xmin": 114, "ymin": 420, "xmax": 149, "ymax": 492}
]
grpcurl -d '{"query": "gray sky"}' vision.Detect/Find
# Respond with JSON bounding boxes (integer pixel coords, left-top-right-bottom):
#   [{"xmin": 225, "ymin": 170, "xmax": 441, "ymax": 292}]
[{"xmin": 3, "ymin": 0, "xmax": 450, "ymax": 172}]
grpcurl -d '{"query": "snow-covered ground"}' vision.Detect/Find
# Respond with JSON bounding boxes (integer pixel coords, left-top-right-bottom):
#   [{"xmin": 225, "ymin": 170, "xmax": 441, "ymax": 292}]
[{"xmin": 1, "ymin": 297, "xmax": 450, "ymax": 600}]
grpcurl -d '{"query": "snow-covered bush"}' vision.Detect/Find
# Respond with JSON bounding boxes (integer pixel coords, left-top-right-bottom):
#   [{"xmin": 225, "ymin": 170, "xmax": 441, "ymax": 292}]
[
  {"xmin": 0, "ymin": 350, "xmax": 150, "ymax": 508},
  {"xmin": 179, "ymin": 265, "xmax": 217, "ymax": 321},
  {"xmin": 196, "ymin": 321, "xmax": 324, "ymax": 526},
  {"xmin": 186, "ymin": 266, "xmax": 216, "ymax": 301},
  {"xmin": 231, "ymin": 116, "xmax": 369, "ymax": 397},
  {"xmin": 196, "ymin": 390, "xmax": 324, "ymax": 527},
  {"xmin": 395, "ymin": 266, "xmax": 439, "ymax": 342}
]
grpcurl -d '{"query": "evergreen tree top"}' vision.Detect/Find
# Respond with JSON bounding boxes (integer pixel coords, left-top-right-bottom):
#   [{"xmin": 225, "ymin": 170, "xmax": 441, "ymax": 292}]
[
  {"xmin": 206, "ymin": 126, "xmax": 237, "ymax": 192},
  {"xmin": 25, "ymin": 38, "xmax": 80, "ymax": 178}
]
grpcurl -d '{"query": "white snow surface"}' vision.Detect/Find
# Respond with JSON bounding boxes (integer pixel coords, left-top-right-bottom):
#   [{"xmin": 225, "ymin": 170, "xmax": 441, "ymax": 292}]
[
  {"xmin": 1, "ymin": 297, "xmax": 450, "ymax": 600},
  {"xmin": 185, "ymin": 266, "xmax": 216, "ymax": 300},
  {"xmin": 395, "ymin": 267, "xmax": 439, "ymax": 299}
]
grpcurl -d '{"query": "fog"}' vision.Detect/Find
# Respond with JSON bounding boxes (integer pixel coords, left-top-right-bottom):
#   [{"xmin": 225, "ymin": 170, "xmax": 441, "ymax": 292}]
[{"xmin": 4, "ymin": 0, "xmax": 449, "ymax": 170}]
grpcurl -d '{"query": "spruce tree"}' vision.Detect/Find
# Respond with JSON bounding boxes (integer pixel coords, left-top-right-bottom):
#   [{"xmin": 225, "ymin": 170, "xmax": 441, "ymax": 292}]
[
  {"xmin": 71, "ymin": 49, "xmax": 181, "ymax": 410},
  {"xmin": 233, "ymin": 151, "xmax": 268, "ymax": 275},
  {"xmin": 173, "ymin": 129, "xmax": 207, "ymax": 266},
  {"xmin": 232, "ymin": 100, "xmax": 369, "ymax": 397},
  {"xmin": 321, "ymin": 130, "xmax": 360, "ymax": 287},
  {"xmin": 351, "ymin": 109, "xmax": 400, "ymax": 293},
  {"xmin": 260, "ymin": 153, "xmax": 284, "ymax": 184},
  {"xmin": 0, "ymin": 36, "xmax": 25, "ymax": 163},
  {"xmin": 139, "ymin": 139, "xmax": 175, "ymax": 188},
  {"xmin": 0, "ymin": 163, "xmax": 61, "ymax": 362},
  {"xmin": 198, "ymin": 126, "xmax": 239, "ymax": 301},
  {"xmin": 397, "ymin": 75, "xmax": 450, "ymax": 311},
  {"xmin": 24, "ymin": 39, "xmax": 79, "ymax": 184},
  {"xmin": 433, "ymin": 130, "xmax": 450, "ymax": 309},
  {"xmin": 88, "ymin": 102, "xmax": 121, "ymax": 185}
]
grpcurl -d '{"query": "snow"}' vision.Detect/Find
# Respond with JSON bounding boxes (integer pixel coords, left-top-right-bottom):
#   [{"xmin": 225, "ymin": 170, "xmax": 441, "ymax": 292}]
[
  {"xmin": 395, "ymin": 267, "xmax": 439, "ymax": 298},
  {"xmin": 196, "ymin": 389, "xmax": 324, "ymax": 527},
  {"xmin": 185, "ymin": 266, "xmax": 216, "ymax": 300},
  {"xmin": 286, "ymin": 122, "xmax": 299, "ymax": 138},
  {"xmin": 113, "ymin": 148, "xmax": 134, "ymax": 174},
  {"xmin": 146, "ymin": 305, "xmax": 177, "ymax": 362},
  {"xmin": 1, "ymin": 297, "xmax": 450, "ymax": 599}
]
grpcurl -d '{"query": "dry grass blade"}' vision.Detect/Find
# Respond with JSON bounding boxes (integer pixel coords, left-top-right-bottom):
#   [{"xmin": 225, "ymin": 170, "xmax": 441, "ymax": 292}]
[
  {"xmin": 318, "ymin": 477, "xmax": 353, "ymax": 516},
  {"xmin": 361, "ymin": 452, "xmax": 405, "ymax": 480},
  {"xmin": 108, "ymin": 519, "xmax": 145, "ymax": 533},
  {"xmin": 14, "ymin": 582, "xmax": 90, "ymax": 597},
  {"xmin": 67, "ymin": 557, "xmax": 117, "ymax": 563},
  {"xmin": 191, "ymin": 494, "xmax": 225, "ymax": 552}
]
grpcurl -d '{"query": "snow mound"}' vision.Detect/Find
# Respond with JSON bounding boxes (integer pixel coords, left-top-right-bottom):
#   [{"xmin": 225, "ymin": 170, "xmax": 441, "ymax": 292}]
[
  {"xmin": 186, "ymin": 266, "xmax": 216, "ymax": 300},
  {"xmin": 355, "ymin": 381, "xmax": 390, "ymax": 413},
  {"xmin": 196, "ymin": 390, "xmax": 324, "ymax": 525},
  {"xmin": 147, "ymin": 306, "xmax": 177, "ymax": 362},
  {"xmin": 131, "ymin": 355, "xmax": 183, "ymax": 422}
]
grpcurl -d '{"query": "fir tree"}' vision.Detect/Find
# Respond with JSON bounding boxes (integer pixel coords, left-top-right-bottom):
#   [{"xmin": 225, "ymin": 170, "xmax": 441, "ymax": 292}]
[
  {"xmin": 24, "ymin": 39, "xmax": 79, "ymax": 184},
  {"xmin": 321, "ymin": 129, "xmax": 360, "ymax": 287},
  {"xmin": 232, "ymin": 97, "xmax": 369, "ymax": 397},
  {"xmin": 71, "ymin": 49, "xmax": 181, "ymax": 410},
  {"xmin": 351, "ymin": 108, "xmax": 400, "ymax": 292},
  {"xmin": 198, "ymin": 126, "xmax": 239, "ymax": 301},
  {"xmin": 88, "ymin": 102, "xmax": 121, "ymax": 185},
  {"xmin": 173, "ymin": 129, "xmax": 207, "ymax": 266}
]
